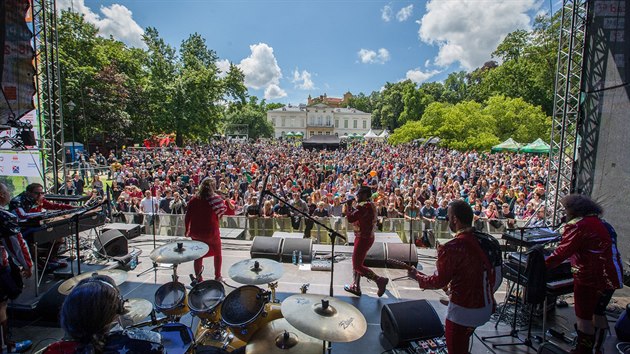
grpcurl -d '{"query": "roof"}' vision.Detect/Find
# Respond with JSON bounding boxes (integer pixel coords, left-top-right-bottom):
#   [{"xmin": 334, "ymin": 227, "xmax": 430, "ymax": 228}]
[{"xmin": 303, "ymin": 135, "xmax": 341, "ymax": 144}]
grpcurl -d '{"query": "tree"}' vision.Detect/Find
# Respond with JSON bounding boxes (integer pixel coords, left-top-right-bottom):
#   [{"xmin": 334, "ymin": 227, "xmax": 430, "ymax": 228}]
[
  {"xmin": 345, "ymin": 92, "xmax": 374, "ymax": 113},
  {"xmin": 483, "ymin": 95, "xmax": 550, "ymax": 143},
  {"xmin": 225, "ymin": 96, "xmax": 274, "ymax": 140}
]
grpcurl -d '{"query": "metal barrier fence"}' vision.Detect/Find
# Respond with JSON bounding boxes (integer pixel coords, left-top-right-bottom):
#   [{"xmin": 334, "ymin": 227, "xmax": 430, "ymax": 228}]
[{"xmin": 113, "ymin": 212, "xmax": 525, "ymax": 246}]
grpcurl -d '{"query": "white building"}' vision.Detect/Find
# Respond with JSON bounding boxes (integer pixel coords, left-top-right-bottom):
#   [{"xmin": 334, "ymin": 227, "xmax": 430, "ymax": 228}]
[{"xmin": 267, "ymin": 103, "xmax": 372, "ymax": 139}]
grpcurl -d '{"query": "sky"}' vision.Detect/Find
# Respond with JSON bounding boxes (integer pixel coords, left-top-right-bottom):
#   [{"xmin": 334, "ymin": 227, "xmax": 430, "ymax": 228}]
[{"xmin": 56, "ymin": 0, "xmax": 554, "ymax": 105}]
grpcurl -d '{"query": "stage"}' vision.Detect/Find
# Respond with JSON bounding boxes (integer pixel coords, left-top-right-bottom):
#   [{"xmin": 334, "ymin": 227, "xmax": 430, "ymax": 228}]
[{"xmin": 8, "ymin": 233, "xmax": 630, "ymax": 353}]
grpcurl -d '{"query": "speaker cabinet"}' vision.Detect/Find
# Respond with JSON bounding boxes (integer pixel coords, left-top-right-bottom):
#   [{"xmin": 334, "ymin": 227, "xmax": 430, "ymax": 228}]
[
  {"xmin": 386, "ymin": 243, "xmax": 418, "ymax": 268},
  {"xmin": 381, "ymin": 299, "xmax": 444, "ymax": 347},
  {"xmin": 281, "ymin": 238, "xmax": 313, "ymax": 263},
  {"xmin": 250, "ymin": 236, "xmax": 283, "ymax": 261},
  {"xmin": 94, "ymin": 229, "xmax": 128, "ymax": 257},
  {"xmin": 364, "ymin": 242, "xmax": 386, "ymax": 268},
  {"xmin": 102, "ymin": 223, "xmax": 143, "ymax": 240}
]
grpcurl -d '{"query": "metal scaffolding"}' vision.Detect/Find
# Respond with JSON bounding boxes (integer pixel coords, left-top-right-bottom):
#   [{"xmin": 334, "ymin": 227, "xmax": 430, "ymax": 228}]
[
  {"xmin": 547, "ymin": 0, "xmax": 589, "ymax": 225},
  {"xmin": 31, "ymin": 0, "xmax": 66, "ymax": 192}
]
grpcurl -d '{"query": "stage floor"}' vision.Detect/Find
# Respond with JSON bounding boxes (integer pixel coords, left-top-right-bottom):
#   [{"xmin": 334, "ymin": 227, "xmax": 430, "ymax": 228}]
[{"xmin": 9, "ymin": 234, "xmax": 630, "ymax": 354}]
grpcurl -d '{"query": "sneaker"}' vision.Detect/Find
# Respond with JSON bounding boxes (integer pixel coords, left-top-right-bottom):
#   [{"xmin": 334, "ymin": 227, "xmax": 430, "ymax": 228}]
[
  {"xmin": 8, "ymin": 339, "xmax": 33, "ymax": 353},
  {"xmin": 376, "ymin": 277, "xmax": 389, "ymax": 297},
  {"xmin": 215, "ymin": 276, "xmax": 225, "ymax": 283},
  {"xmin": 343, "ymin": 284, "xmax": 362, "ymax": 296}
]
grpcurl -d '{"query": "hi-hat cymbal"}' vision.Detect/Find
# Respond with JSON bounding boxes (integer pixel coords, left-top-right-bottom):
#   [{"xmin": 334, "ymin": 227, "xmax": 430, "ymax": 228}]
[
  {"xmin": 281, "ymin": 294, "xmax": 367, "ymax": 342},
  {"xmin": 120, "ymin": 298, "xmax": 154, "ymax": 326},
  {"xmin": 58, "ymin": 269, "xmax": 128, "ymax": 295},
  {"xmin": 149, "ymin": 240, "xmax": 209, "ymax": 264},
  {"xmin": 246, "ymin": 318, "xmax": 321, "ymax": 354},
  {"xmin": 228, "ymin": 258, "xmax": 284, "ymax": 285}
]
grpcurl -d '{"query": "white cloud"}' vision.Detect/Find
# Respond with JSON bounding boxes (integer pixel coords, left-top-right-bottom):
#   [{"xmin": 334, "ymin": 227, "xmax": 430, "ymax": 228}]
[
  {"xmin": 418, "ymin": 0, "xmax": 537, "ymax": 70},
  {"xmin": 292, "ymin": 69, "xmax": 315, "ymax": 90},
  {"xmin": 238, "ymin": 43, "xmax": 283, "ymax": 92},
  {"xmin": 216, "ymin": 59, "xmax": 231, "ymax": 79},
  {"xmin": 264, "ymin": 84, "xmax": 287, "ymax": 99},
  {"xmin": 57, "ymin": 0, "xmax": 145, "ymax": 48},
  {"xmin": 405, "ymin": 68, "xmax": 440, "ymax": 84},
  {"xmin": 396, "ymin": 5, "xmax": 414, "ymax": 22},
  {"xmin": 424, "ymin": 59, "xmax": 431, "ymax": 68},
  {"xmin": 381, "ymin": 5, "xmax": 392, "ymax": 22},
  {"xmin": 358, "ymin": 48, "xmax": 390, "ymax": 64}
]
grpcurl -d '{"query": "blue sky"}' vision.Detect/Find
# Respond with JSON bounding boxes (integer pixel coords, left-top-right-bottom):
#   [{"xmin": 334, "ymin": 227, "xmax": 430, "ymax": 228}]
[{"xmin": 58, "ymin": 0, "xmax": 553, "ymax": 105}]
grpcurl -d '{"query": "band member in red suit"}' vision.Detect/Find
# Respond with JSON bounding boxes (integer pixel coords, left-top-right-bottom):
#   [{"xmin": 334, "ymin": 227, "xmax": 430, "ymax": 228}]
[
  {"xmin": 546, "ymin": 195, "xmax": 623, "ymax": 354},
  {"xmin": 408, "ymin": 200, "xmax": 496, "ymax": 354},
  {"xmin": 344, "ymin": 186, "xmax": 388, "ymax": 297},
  {"xmin": 185, "ymin": 178, "xmax": 226, "ymax": 282},
  {"xmin": 0, "ymin": 182, "xmax": 33, "ymax": 352},
  {"xmin": 10, "ymin": 183, "xmax": 75, "ymax": 269}
]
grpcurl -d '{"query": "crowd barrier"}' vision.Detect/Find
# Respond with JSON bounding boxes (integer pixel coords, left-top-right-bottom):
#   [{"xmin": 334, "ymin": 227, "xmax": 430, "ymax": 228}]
[{"xmin": 112, "ymin": 212, "xmax": 526, "ymax": 247}]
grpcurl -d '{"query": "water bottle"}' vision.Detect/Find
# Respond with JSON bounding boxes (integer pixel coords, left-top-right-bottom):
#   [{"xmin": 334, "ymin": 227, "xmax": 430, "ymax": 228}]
[
  {"xmin": 292, "ymin": 250, "xmax": 297, "ymax": 265},
  {"xmin": 298, "ymin": 251, "xmax": 303, "ymax": 265},
  {"xmin": 130, "ymin": 254, "xmax": 138, "ymax": 270}
]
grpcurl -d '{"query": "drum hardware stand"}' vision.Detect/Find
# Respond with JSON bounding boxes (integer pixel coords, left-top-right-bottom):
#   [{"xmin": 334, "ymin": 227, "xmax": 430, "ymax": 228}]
[
  {"xmin": 137, "ymin": 198, "xmax": 172, "ymax": 280},
  {"xmin": 482, "ymin": 226, "xmax": 537, "ymax": 350},
  {"xmin": 268, "ymin": 281, "xmax": 279, "ymax": 302}
]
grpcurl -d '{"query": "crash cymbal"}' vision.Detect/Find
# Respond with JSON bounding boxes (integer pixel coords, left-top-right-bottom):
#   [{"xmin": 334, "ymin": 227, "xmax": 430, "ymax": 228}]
[
  {"xmin": 228, "ymin": 258, "xmax": 284, "ymax": 285},
  {"xmin": 149, "ymin": 240, "xmax": 209, "ymax": 264},
  {"xmin": 58, "ymin": 269, "xmax": 128, "ymax": 295},
  {"xmin": 120, "ymin": 298, "xmax": 154, "ymax": 326},
  {"xmin": 281, "ymin": 294, "xmax": 367, "ymax": 343},
  {"xmin": 246, "ymin": 318, "xmax": 321, "ymax": 354}
]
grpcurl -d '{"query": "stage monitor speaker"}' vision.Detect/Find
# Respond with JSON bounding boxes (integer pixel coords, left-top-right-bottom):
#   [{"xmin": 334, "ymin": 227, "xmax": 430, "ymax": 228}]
[
  {"xmin": 102, "ymin": 223, "xmax": 142, "ymax": 240},
  {"xmin": 381, "ymin": 299, "xmax": 445, "ymax": 348},
  {"xmin": 94, "ymin": 229, "xmax": 128, "ymax": 257},
  {"xmin": 386, "ymin": 243, "xmax": 418, "ymax": 269},
  {"xmin": 364, "ymin": 242, "xmax": 386, "ymax": 268},
  {"xmin": 281, "ymin": 238, "xmax": 313, "ymax": 263},
  {"xmin": 250, "ymin": 236, "xmax": 283, "ymax": 261}
]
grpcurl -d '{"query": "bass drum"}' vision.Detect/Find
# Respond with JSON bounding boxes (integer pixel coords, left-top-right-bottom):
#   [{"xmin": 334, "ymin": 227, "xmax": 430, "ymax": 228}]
[
  {"xmin": 220, "ymin": 285, "xmax": 283, "ymax": 341},
  {"xmin": 154, "ymin": 281, "xmax": 189, "ymax": 317},
  {"xmin": 189, "ymin": 280, "xmax": 225, "ymax": 322}
]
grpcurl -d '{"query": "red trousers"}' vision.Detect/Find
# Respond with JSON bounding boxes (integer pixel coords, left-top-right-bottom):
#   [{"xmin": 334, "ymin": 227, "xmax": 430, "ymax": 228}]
[
  {"xmin": 352, "ymin": 236, "xmax": 376, "ymax": 278},
  {"xmin": 445, "ymin": 319, "xmax": 475, "ymax": 354},
  {"xmin": 190, "ymin": 234, "xmax": 222, "ymax": 280}
]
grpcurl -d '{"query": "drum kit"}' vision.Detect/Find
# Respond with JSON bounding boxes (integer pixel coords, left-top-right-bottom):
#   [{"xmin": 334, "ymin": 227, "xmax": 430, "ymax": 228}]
[{"xmin": 58, "ymin": 240, "xmax": 367, "ymax": 353}]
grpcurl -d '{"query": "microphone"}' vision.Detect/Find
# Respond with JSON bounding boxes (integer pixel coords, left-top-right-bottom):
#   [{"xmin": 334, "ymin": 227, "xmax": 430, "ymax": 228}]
[{"xmin": 258, "ymin": 173, "xmax": 271, "ymax": 217}]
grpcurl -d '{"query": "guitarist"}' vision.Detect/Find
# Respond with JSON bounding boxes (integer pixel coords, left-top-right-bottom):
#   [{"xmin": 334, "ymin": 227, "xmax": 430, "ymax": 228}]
[{"xmin": 407, "ymin": 200, "xmax": 496, "ymax": 354}]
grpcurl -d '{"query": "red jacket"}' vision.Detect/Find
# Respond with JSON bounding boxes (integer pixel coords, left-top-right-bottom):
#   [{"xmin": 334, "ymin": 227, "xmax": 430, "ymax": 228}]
[
  {"xmin": 546, "ymin": 216, "xmax": 623, "ymax": 290},
  {"xmin": 346, "ymin": 201, "xmax": 376, "ymax": 239},
  {"xmin": 414, "ymin": 231, "xmax": 496, "ymax": 311},
  {"xmin": 184, "ymin": 196, "xmax": 221, "ymax": 239}
]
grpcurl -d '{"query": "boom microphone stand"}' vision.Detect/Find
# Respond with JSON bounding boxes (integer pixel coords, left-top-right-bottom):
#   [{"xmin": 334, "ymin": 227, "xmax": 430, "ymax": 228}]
[{"xmin": 137, "ymin": 187, "xmax": 171, "ymax": 280}]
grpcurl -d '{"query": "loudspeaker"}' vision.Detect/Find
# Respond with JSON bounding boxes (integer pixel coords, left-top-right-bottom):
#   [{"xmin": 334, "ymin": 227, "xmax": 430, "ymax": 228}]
[
  {"xmin": 250, "ymin": 236, "xmax": 283, "ymax": 261},
  {"xmin": 35, "ymin": 281, "xmax": 66, "ymax": 321},
  {"xmin": 102, "ymin": 223, "xmax": 143, "ymax": 239},
  {"xmin": 381, "ymin": 299, "xmax": 444, "ymax": 347},
  {"xmin": 94, "ymin": 230, "xmax": 128, "ymax": 257},
  {"xmin": 19, "ymin": 130, "xmax": 37, "ymax": 146},
  {"xmin": 281, "ymin": 238, "xmax": 313, "ymax": 263},
  {"xmin": 364, "ymin": 242, "xmax": 386, "ymax": 268},
  {"xmin": 386, "ymin": 243, "xmax": 418, "ymax": 268}
]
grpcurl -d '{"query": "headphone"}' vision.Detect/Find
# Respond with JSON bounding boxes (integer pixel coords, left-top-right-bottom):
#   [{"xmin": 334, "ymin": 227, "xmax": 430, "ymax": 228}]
[{"xmin": 77, "ymin": 276, "xmax": 126, "ymax": 315}]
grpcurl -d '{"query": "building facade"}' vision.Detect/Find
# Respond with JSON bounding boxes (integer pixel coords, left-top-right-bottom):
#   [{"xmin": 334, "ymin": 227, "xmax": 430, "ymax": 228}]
[{"xmin": 267, "ymin": 102, "xmax": 372, "ymax": 139}]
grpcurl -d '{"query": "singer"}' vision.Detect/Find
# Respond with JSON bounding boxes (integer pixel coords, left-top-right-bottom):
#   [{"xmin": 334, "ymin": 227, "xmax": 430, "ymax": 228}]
[
  {"xmin": 545, "ymin": 195, "xmax": 624, "ymax": 354},
  {"xmin": 344, "ymin": 186, "xmax": 389, "ymax": 297},
  {"xmin": 185, "ymin": 178, "xmax": 226, "ymax": 283}
]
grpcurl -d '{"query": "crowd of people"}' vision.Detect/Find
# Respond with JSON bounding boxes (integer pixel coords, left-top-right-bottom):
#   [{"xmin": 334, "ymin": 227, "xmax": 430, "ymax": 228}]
[{"xmin": 66, "ymin": 141, "xmax": 549, "ymax": 229}]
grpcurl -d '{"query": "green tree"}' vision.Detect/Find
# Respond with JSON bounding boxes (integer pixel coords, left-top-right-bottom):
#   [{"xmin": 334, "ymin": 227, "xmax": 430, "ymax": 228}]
[
  {"xmin": 483, "ymin": 95, "xmax": 551, "ymax": 143},
  {"xmin": 225, "ymin": 96, "xmax": 274, "ymax": 140}
]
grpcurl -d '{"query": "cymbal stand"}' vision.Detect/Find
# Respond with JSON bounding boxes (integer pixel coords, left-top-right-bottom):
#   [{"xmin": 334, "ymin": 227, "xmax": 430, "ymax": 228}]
[
  {"xmin": 268, "ymin": 281, "xmax": 279, "ymax": 303},
  {"xmin": 136, "ymin": 194, "xmax": 171, "ymax": 280}
]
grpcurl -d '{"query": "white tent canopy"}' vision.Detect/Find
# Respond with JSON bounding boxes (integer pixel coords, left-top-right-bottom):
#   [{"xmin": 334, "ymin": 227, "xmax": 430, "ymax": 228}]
[
  {"xmin": 378, "ymin": 130, "xmax": 389, "ymax": 138},
  {"xmin": 363, "ymin": 129, "xmax": 379, "ymax": 138}
]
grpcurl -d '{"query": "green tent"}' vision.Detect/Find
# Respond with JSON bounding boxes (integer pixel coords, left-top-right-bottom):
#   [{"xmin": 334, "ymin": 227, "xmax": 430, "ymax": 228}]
[
  {"xmin": 491, "ymin": 138, "xmax": 521, "ymax": 152},
  {"xmin": 521, "ymin": 138, "xmax": 550, "ymax": 154},
  {"xmin": 295, "ymin": 132, "xmax": 303, "ymax": 137},
  {"xmin": 285, "ymin": 132, "xmax": 295, "ymax": 137}
]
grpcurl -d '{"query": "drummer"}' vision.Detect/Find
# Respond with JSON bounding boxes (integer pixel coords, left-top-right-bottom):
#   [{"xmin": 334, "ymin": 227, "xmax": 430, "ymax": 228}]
[
  {"xmin": 185, "ymin": 178, "xmax": 226, "ymax": 283},
  {"xmin": 44, "ymin": 274, "xmax": 164, "ymax": 353}
]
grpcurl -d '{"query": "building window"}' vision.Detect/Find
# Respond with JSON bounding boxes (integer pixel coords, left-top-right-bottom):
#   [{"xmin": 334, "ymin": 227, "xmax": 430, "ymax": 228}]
[
  {"xmin": 325, "ymin": 132, "xmax": 330, "ymax": 135},
  {"xmin": 353, "ymin": 120, "xmax": 357, "ymax": 128},
  {"xmin": 363, "ymin": 120, "xmax": 367, "ymax": 129},
  {"xmin": 335, "ymin": 120, "xmax": 339, "ymax": 128},
  {"xmin": 317, "ymin": 131, "xmax": 322, "ymax": 135},
  {"xmin": 272, "ymin": 118, "xmax": 276, "ymax": 126},
  {"xmin": 281, "ymin": 117, "xmax": 286, "ymax": 127},
  {"xmin": 344, "ymin": 120, "xmax": 348, "ymax": 128},
  {"xmin": 326, "ymin": 115, "xmax": 331, "ymax": 126},
  {"xmin": 310, "ymin": 131, "xmax": 315, "ymax": 137}
]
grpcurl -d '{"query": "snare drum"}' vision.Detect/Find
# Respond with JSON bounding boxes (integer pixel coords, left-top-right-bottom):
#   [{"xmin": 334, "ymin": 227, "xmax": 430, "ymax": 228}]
[
  {"xmin": 154, "ymin": 281, "xmax": 189, "ymax": 317},
  {"xmin": 189, "ymin": 280, "xmax": 224, "ymax": 322},
  {"xmin": 152, "ymin": 322, "xmax": 194, "ymax": 354},
  {"xmin": 220, "ymin": 285, "xmax": 283, "ymax": 341}
]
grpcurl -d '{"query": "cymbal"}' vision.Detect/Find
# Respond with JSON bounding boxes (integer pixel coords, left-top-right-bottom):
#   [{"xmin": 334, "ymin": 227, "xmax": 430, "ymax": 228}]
[
  {"xmin": 281, "ymin": 294, "xmax": 367, "ymax": 342},
  {"xmin": 120, "ymin": 298, "xmax": 153, "ymax": 326},
  {"xmin": 228, "ymin": 258, "xmax": 284, "ymax": 285},
  {"xmin": 58, "ymin": 269, "xmax": 128, "ymax": 295},
  {"xmin": 149, "ymin": 240, "xmax": 209, "ymax": 264},
  {"xmin": 246, "ymin": 318, "xmax": 321, "ymax": 354}
]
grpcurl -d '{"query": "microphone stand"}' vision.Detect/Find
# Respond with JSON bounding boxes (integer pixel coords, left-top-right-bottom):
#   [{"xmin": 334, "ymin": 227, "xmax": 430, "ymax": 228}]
[
  {"xmin": 72, "ymin": 199, "xmax": 107, "ymax": 275},
  {"xmin": 137, "ymin": 187, "xmax": 171, "ymax": 280}
]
